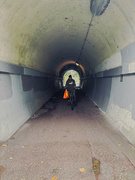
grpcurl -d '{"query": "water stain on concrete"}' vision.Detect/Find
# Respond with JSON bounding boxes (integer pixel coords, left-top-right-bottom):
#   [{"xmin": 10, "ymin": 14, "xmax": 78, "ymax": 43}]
[{"xmin": 0, "ymin": 166, "xmax": 5, "ymax": 179}]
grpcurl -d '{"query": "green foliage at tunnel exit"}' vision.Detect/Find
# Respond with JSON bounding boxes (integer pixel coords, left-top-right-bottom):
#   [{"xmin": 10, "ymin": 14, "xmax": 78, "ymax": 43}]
[{"xmin": 63, "ymin": 70, "xmax": 80, "ymax": 87}]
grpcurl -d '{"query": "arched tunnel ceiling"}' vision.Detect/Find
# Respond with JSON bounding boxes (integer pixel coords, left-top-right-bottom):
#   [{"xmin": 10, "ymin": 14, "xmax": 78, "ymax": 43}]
[
  {"xmin": 59, "ymin": 62, "xmax": 85, "ymax": 78},
  {"xmin": 0, "ymin": 0, "xmax": 135, "ymax": 75}
]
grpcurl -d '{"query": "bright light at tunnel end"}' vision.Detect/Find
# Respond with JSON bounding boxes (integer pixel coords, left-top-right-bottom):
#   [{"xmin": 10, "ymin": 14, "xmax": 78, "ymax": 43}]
[
  {"xmin": 63, "ymin": 70, "xmax": 80, "ymax": 87},
  {"xmin": 56, "ymin": 60, "xmax": 85, "ymax": 76}
]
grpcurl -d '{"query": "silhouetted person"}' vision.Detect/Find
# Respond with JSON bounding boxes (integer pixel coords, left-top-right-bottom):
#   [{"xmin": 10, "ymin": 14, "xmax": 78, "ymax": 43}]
[{"xmin": 66, "ymin": 75, "xmax": 76, "ymax": 102}]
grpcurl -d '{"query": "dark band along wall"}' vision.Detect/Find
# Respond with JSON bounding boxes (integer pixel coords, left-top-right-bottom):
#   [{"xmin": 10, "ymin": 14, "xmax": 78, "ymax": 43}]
[
  {"xmin": 83, "ymin": 42, "xmax": 135, "ymax": 145},
  {"xmin": 0, "ymin": 62, "xmax": 59, "ymax": 142}
]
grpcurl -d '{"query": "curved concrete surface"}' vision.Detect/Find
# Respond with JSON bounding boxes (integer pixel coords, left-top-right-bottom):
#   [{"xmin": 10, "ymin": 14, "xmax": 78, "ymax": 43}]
[
  {"xmin": 1, "ymin": 0, "xmax": 135, "ymax": 73},
  {"xmin": 0, "ymin": 0, "xmax": 135, "ymax": 144}
]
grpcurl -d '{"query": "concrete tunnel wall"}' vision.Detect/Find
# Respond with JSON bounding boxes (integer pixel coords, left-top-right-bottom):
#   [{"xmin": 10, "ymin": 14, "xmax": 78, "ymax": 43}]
[
  {"xmin": 1, "ymin": 0, "xmax": 135, "ymax": 144},
  {"xmin": 83, "ymin": 44, "xmax": 135, "ymax": 145},
  {"xmin": 0, "ymin": 61, "xmax": 60, "ymax": 142}
]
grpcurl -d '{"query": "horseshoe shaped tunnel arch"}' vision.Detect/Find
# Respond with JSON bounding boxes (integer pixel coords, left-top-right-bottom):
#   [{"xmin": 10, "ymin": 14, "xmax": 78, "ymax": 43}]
[{"xmin": 0, "ymin": 0, "xmax": 135, "ymax": 145}]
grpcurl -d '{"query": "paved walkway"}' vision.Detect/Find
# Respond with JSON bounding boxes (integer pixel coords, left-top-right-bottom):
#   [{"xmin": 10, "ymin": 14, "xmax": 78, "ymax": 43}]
[{"xmin": 1, "ymin": 91, "xmax": 135, "ymax": 180}]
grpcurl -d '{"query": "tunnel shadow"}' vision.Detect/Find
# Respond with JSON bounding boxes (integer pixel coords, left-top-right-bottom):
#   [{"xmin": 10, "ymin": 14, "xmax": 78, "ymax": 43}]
[
  {"xmin": 59, "ymin": 89, "xmax": 87, "ymax": 110},
  {"xmin": 30, "ymin": 100, "xmax": 57, "ymax": 121},
  {"xmin": 76, "ymin": 89, "xmax": 86, "ymax": 103},
  {"xmin": 29, "ymin": 89, "xmax": 89, "ymax": 123},
  {"xmin": 29, "ymin": 90, "xmax": 63, "ymax": 121}
]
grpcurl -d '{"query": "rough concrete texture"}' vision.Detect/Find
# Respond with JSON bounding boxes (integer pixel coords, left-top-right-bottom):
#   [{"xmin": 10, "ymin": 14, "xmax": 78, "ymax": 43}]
[
  {"xmin": 106, "ymin": 75, "xmax": 135, "ymax": 145},
  {"xmin": 0, "ymin": 74, "xmax": 13, "ymax": 101},
  {"xmin": 121, "ymin": 41, "xmax": 135, "ymax": 74},
  {"xmin": 93, "ymin": 77, "xmax": 112, "ymax": 112},
  {"xmin": 95, "ymin": 52, "xmax": 122, "ymax": 73},
  {"xmin": 96, "ymin": 40, "xmax": 135, "ymax": 75},
  {"xmin": 84, "ymin": 73, "xmax": 135, "ymax": 145},
  {"xmin": 0, "ymin": 0, "xmax": 135, "ymax": 74},
  {"xmin": 1, "ymin": 0, "xmax": 135, "ymax": 172},
  {"xmin": 0, "ymin": 73, "xmax": 58, "ymax": 142},
  {"xmin": 0, "ymin": 91, "xmax": 135, "ymax": 180}
]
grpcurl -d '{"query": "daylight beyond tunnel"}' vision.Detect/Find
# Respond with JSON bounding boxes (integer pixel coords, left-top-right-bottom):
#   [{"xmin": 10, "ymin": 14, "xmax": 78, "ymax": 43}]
[
  {"xmin": 1, "ymin": 0, "xmax": 135, "ymax": 145},
  {"xmin": 63, "ymin": 70, "xmax": 80, "ymax": 87}
]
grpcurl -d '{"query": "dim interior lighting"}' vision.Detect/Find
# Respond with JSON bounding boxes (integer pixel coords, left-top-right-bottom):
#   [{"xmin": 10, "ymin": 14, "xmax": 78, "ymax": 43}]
[
  {"xmin": 56, "ymin": 60, "xmax": 85, "ymax": 76},
  {"xmin": 76, "ymin": 62, "xmax": 80, "ymax": 66}
]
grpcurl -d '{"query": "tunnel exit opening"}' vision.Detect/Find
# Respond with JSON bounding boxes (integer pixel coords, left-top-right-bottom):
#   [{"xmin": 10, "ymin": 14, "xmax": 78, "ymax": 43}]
[
  {"xmin": 58, "ymin": 61, "xmax": 85, "ymax": 90},
  {"xmin": 62, "ymin": 70, "xmax": 80, "ymax": 88}
]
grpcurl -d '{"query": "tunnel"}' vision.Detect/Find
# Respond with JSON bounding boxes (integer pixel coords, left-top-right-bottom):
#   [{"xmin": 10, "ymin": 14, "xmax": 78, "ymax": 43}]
[{"xmin": 0, "ymin": 0, "xmax": 135, "ymax": 147}]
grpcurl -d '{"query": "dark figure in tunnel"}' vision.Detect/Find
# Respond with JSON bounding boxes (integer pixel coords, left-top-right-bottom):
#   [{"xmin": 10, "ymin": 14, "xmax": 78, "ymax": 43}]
[{"xmin": 66, "ymin": 75, "xmax": 76, "ymax": 103}]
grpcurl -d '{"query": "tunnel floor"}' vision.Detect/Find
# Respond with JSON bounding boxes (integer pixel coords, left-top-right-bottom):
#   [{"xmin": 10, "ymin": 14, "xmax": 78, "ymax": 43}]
[{"xmin": 1, "ymin": 90, "xmax": 135, "ymax": 180}]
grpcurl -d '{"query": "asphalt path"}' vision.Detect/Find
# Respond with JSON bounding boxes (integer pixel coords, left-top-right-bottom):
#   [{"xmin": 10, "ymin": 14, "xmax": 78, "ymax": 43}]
[{"xmin": 1, "ymin": 90, "xmax": 135, "ymax": 180}]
